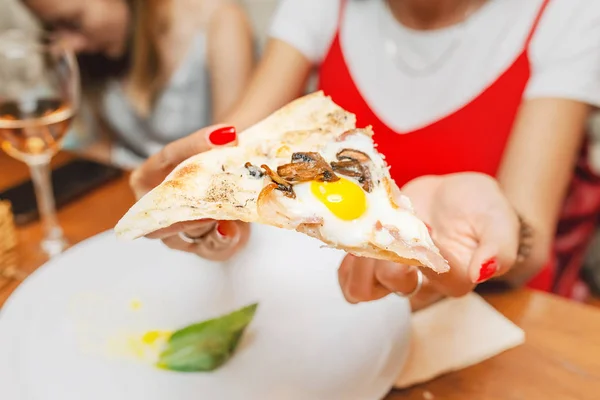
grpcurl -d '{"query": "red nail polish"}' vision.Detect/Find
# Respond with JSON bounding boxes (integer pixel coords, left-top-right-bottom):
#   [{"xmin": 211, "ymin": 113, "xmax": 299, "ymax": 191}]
[
  {"xmin": 208, "ymin": 126, "xmax": 236, "ymax": 146},
  {"xmin": 477, "ymin": 258, "xmax": 498, "ymax": 283},
  {"xmin": 216, "ymin": 221, "xmax": 235, "ymax": 238}
]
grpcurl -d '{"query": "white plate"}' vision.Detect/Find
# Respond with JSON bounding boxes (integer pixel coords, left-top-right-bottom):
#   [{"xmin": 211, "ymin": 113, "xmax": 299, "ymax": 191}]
[{"xmin": 0, "ymin": 224, "xmax": 411, "ymax": 400}]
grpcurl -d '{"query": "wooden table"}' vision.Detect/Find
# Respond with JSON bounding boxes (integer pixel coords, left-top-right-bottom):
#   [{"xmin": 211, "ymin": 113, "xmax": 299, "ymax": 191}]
[
  {"xmin": 0, "ymin": 152, "xmax": 135, "ymax": 301},
  {"xmin": 1, "ymin": 152, "xmax": 600, "ymax": 400}
]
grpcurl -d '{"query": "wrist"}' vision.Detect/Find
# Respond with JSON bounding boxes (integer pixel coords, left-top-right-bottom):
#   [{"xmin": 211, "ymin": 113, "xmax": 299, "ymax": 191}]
[
  {"xmin": 516, "ymin": 213, "xmax": 534, "ymax": 264},
  {"xmin": 501, "ymin": 211, "xmax": 550, "ymax": 287}
]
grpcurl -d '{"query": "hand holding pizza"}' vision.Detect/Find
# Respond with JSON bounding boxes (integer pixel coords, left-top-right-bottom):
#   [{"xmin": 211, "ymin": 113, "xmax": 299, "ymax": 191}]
[
  {"xmin": 129, "ymin": 125, "xmax": 250, "ymax": 262},
  {"xmin": 338, "ymin": 173, "xmax": 521, "ymax": 310}
]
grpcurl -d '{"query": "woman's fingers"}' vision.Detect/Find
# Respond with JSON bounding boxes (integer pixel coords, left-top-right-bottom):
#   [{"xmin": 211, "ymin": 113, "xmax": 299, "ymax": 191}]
[
  {"xmin": 338, "ymin": 255, "xmax": 376, "ymax": 303},
  {"xmin": 338, "ymin": 255, "xmax": 454, "ymax": 309},
  {"xmin": 373, "ymin": 262, "xmax": 448, "ymax": 311},
  {"xmin": 161, "ymin": 220, "xmax": 250, "ymax": 262},
  {"xmin": 127, "ymin": 124, "xmax": 246, "ymax": 262},
  {"xmin": 466, "ymin": 208, "xmax": 520, "ymax": 284},
  {"xmin": 338, "ymin": 255, "xmax": 389, "ymax": 303},
  {"xmin": 130, "ymin": 125, "xmax": 237, "ymax": 199},
  {"xmin": 337, "ymin": 254, "xmax": 353, "ymax": 290},
  {"xmin": 145, "ymin": 219, "xmax": 213, "ymax": 239},
  {"xmin": 419, "ymin": 246, "xmax": 476, "ymax": 298},
  {"xmin": 339, "ymin": 255, "xmax": 428, "ymax": 303},
  {"xmin": 374, "ymin": 262, "xmax": 421, "ymax": 295},
  {"xmin": 339, "ymin": 247, "xmax": 490, "ymax": 306},
  {"xmin": 200, "ymin": 221, "xmax": 250, "ymax": 262},
  {"xmin": 420, "ymin": 208, "xmax": 518, "ymax": 296}
]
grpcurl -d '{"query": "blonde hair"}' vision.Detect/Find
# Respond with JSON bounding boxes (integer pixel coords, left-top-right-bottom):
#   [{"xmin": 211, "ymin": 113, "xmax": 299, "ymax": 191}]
[{"xmin": 126, "ymin": 0, "xmax": 171, "ymax": 115}]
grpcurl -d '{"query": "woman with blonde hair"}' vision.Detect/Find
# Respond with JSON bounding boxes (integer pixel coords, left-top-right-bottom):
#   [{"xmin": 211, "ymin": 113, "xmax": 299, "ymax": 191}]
[{"xmin": 23, "ymin": 0, "xmax": 254, "ymax": 168}]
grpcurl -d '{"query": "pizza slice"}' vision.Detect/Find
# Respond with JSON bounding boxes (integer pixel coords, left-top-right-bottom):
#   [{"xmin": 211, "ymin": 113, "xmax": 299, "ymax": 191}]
[{"xmin": 114, "ymin": 92, "xmax": 449, "ymax": 273}]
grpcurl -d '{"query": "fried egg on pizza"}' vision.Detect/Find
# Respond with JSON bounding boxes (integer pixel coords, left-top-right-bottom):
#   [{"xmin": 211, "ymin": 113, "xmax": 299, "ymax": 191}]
[{"xmin": 114, "ymin": 92, "xmax": 449, "ymax": 273}]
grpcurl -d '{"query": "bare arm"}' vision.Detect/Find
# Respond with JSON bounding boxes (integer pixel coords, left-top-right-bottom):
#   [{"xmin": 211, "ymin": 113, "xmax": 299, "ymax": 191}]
[
  {"xmin": 221, "ymin": 38, "xmax": 314, "ymax": 130},
  {"xmin": 207, "ymin": 3, "xmax": 254, "ymax": 122},
  {"xmin": 497, "ymin": 98, "xmax": 590, "ymax": 285}
]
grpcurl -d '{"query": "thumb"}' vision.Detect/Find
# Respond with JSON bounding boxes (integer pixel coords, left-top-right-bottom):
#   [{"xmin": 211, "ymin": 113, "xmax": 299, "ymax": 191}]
[{"xmin": 467, "ymin": 215, "xmax": 519, "ymax": 284}]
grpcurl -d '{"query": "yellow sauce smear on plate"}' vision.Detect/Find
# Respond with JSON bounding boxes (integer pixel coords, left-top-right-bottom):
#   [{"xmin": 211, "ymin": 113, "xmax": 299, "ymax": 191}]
[
  {"xmin": 126, "ymin": 330, "xmax": 172, "ymax": 359},
  {"xmin": 129, "ymin": 298, "xmax": 143, "ymax": 311}
]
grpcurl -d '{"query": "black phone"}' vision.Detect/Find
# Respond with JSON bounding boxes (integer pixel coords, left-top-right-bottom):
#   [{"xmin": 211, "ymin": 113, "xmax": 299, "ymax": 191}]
[{"xmin": 0, "ymin": 157, "xmax": 123, "ymax": 225}]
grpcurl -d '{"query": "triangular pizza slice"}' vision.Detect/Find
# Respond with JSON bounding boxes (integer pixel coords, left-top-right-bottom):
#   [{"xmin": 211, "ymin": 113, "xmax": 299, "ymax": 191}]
[{"xmin": 114, "ymin": 92, "xmax": 449, "ymax": 273}]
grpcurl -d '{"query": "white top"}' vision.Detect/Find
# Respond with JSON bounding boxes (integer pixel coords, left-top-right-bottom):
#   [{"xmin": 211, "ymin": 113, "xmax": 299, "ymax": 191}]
[{"xmin": 270, "ymin": 0, "xmax": 600, "ymax": 132}]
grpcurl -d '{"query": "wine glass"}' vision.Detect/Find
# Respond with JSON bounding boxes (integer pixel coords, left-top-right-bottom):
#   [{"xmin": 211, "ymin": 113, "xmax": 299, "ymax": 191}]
[{"xmin": 0, "ymin": 30, "xmax": 80, "ymax": 258}]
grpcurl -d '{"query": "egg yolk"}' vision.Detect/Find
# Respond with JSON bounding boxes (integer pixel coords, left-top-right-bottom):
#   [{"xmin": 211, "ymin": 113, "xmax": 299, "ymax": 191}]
[{"xmin": 310, "ymin": 177, "xmax": 367, "ymax": 221}]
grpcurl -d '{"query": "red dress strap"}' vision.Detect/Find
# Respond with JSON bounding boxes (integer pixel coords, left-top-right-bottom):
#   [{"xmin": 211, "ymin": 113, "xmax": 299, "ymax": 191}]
[
  {"xmin": 525, "ymin": 0, "xmax": 551, "ymax": 46},
  {"xmin": 337, "ymin": 0, "xmax": 348, "ymax": 25}
]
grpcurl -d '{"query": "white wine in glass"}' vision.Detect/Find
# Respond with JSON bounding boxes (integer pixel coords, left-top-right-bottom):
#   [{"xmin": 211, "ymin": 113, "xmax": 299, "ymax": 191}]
[{"xmin": 0, "ymin": 30, "xmax": 80, "ymax": 257}]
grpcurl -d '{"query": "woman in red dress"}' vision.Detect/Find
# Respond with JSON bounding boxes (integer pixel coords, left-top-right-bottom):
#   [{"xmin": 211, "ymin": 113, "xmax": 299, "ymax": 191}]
[{"xmin": 131, "ymin": 0, "xmax": 600, "ymax": 308}]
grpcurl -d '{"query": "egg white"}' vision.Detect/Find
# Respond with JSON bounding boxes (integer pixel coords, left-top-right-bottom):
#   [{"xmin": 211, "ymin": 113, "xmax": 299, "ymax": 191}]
[{"xmin": 276, "ymin": 132, "xmax": 434, "ymax": 249}]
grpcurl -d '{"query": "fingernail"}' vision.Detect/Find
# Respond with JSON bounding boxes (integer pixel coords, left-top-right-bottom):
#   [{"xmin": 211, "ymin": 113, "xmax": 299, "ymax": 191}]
[
  {"xmin": 208, "ymin": 126, "xmax": 236, "ymax": 146},
  {"xmin": 424, "ymin": 223, "xmax": 432, "ymax": 234},
  {"xmin": 215, "ymin": 221, "xmax": 236, "ymax": 238},
  {"xmin": 476, "ymin": 258, "xmax": 498, "ymax": 283},
  {"xmin": 216, "ymin": 223, "xmax": 227, "ymax": 237}
]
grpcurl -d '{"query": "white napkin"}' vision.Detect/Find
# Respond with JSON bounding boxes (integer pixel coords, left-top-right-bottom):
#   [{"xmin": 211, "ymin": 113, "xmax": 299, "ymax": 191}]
[{"xmin": 395, "ymin": 293, "xmax": 525, "ymax": 389}]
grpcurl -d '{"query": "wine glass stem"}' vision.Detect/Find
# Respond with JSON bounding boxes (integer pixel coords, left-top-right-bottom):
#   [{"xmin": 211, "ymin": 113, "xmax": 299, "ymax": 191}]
[{"xmin": 28, "ymin": 159, "xmax": 67, "ymax": 256}]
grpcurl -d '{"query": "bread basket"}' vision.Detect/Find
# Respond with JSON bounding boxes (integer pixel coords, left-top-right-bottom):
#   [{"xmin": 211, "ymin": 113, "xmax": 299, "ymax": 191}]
[{"xmin": 0, "ymin": 200, "xmax": 21, "ymax": 282}]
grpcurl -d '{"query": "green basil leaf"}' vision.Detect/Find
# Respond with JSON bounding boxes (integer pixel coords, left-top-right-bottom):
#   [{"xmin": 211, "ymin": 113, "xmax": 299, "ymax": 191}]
[{"xmin": 157, "ymin": 303, "xmax": 258, "ymax": 372}]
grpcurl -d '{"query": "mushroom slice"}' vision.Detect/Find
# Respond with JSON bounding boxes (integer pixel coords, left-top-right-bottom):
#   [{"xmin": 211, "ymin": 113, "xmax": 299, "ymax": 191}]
[
  {"xmin": 330, "ymin": 160, "xmax": 363, "ymax": 178},
  {"xmin": 331, "ymin": 159, "xmax": 373, "ymax": 193},
  {"xmin": 261, "ymin": 164, "xmax": 295, "ymax": 199},
  {"xmin": 336, "ymin": 148, "xmax": 371, "ymax": 163},
  {"xmin": 277, "ymin": 152, "xmax": 339, "ymax": 183},
  {"xmin": 244, "ymin": 162, "xmax": 264, "ymax": 179}
]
